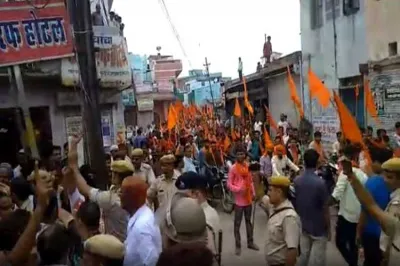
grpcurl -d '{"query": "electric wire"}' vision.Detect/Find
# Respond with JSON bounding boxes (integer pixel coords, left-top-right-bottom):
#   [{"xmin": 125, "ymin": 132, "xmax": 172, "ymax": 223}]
[
  {"xmin": 157, "ymin": 0, "xmax": 193, "ymax": 69},
  {"xmin": 25, "ymin": 0, "xmax": 51, "ymax": 9}
]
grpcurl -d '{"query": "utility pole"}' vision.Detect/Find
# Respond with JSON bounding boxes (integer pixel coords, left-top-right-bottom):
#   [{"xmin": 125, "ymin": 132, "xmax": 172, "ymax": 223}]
[
  {"xmin": 203, "ymin": 57, "xmax": 216, "ymax": 115},
  {"xmin": 70, "ymin": 0, "xmax": 108, "ymax": 189},
  {"xmin": 9, "ymin": 66, "xmax": 39, "ymax": 159}
]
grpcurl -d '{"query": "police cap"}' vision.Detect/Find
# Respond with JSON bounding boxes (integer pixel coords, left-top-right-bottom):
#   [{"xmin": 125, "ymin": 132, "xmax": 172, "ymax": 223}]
[
  {"xmin": 382, "ymin": 158, "xmax": 400, "ymax": 172},
  {"xmin": 269, "ymin": 176, "xmax": 291, "ymax": 187},
  {"xmin": 175, "ymin": 172, "xmax": 208, "ymax": 190}
]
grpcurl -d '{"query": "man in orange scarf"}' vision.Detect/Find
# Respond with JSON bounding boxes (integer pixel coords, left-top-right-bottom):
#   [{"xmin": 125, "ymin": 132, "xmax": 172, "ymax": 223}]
[
  {"xmin": 227, "ymin": 145, "xmax": 259, "ymax": 256},
  {"xmin": 309, "ymin": 131, "xmax": 327, "ymax": 163},
  {"xmin": 205, "ymin": 139, "xmax": 224, "ymax": 167},
  {"xmin": 160, "ymin": 131, "xmax": 175, "ymax": 154}
]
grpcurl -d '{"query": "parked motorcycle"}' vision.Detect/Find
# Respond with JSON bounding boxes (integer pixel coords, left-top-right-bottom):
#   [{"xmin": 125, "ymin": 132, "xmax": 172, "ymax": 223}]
[
  {"xmin": 206, "ymin": 165, "xmax": 235, "ymax": 213},
  {"xmin": 317, "ymin": 163, "xmax": 338, "ymax": 194}
]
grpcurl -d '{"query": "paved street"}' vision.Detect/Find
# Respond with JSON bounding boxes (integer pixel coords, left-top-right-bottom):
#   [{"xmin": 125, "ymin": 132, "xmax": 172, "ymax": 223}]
[
  {"xmin": 217, "ymin": 204, "xmax": 400, "ymax": 266},
  {"xmin": 217, "ymin": 205, "xmax": 343, "ymax": 266}
]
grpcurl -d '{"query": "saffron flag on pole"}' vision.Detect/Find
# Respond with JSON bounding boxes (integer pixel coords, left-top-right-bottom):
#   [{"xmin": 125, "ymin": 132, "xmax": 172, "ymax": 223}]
[
  {"xmin": 354, "ymin": 84, "xmax": 359, "ymax": 98},
  {"xmin": 242, "ymin": 77, "xmax": 254, "ymax": 115},
  {"xmin": 333, "ymin": 91, "xmax": 372, "ymax": 166},
  {"xmin": 287, "ymin": 66, "xmax": 304, "ymax": 118},
  {"xmin": 333, "ymin": 91, "xmax": 363, "ymax": 144},
  {"xmin": 264, "ymin": 105, "xmax": 278, "ymax": 132},
  {"xmin": 263, "ymin": 125, "xmax": 273, "ymax": 148},
  {"xmin": 364, "ymin": 79, "xmax": 380, "ymax": 124},
  {"xmin": 234, "ymin": 98, "xmax": 241, "ymax": 117},
  {"xmin": 308, "ymin": 68, "xmax": 331, "ymax": 108},
  {"xmin": 167, "ymin": 104, "xmax": 177, "ymax": 130}
]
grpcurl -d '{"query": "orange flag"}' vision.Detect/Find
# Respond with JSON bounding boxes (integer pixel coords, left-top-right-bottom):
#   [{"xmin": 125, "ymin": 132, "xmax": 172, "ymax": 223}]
[
  {"xmin": 333, "ymin": 91, "xmax": 371, "ymax": 164},
  {"xmin": 234, "ymin": 98, "xmax": 241, "ymax": 117},
  {"xmin": 364, "ymin": 79, "xmax": 380, "ymax": 124},
  {"xmin": 263, "ymin": 125, "xmax": 273, "ymax": 148},
  {"xmin": 354, "ymin": 84, "xmax": 359, "ymax": 98},
  {"xmin": 287, "ymin": 66, "xmax": 304, "ymax": 118},
  {"xmin": 242, "ymin": 77, "xmax": 254, "ymax": 115},
  {"xmin": 264, "ymin": 105, "xmax": 278, "ymax": 131},
  {"xmin": 308, "ymin": 68, "xmax": 331, "ymax": 108},
  {"xmin": 167, "ymin": 104, "xmax": 177, "ymax": 130},
  {"xmin": 223, "ymin": 135, "xmax": 231, "ymax": 152},
  {"xmin": 333, "ymin": 91, "xmax": 362, "ymax": 143}
]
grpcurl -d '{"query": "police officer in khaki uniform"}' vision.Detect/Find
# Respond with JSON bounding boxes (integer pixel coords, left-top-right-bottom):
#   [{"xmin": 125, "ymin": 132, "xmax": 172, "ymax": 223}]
[
  {"xmin": 83, "ymin": 234, "xmax": 125, "ymax": 265},
  {"xmin": 175, "ymin": 171, "xmax": 222, "ymax": 260},
  {"xmin": 160, "ymin": 191, "xmax": 209, "ymax": 250},
  {"xmin": 147, "ymin": 154, "xmax": 180, "ymax": 210},
  {"xmin": 131, "ymin": 148, "xmax": 156, "ymax": 186},
  {"xmin": 68, "ymin": 135, "xmax": 133, "ymax": 242},
  {"xmin": 265, "ymin": 176, "xmax": 301, "ymax": 266},
  {"xmin": 346, "ymin": 157, "xmax": 400, "ymax": 266}
]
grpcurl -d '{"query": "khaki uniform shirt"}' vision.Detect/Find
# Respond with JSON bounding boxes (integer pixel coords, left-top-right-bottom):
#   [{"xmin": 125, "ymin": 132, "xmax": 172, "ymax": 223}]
[
  {"xmin": 201, "ymin": 201, "xmax": 221, "ymax": 254},
  {"xmin": 380, "ymin": 188, "xmax": 400, "ymax": 265},
  {"xmin": 89, "ymin": 186, "xmax": 128, "ymax": 242},
  {"xmin": 133, "ymin": 163, "xmax": 156, "ymax": 185},
  {"xmin": 147, "ymin": 171, "xmax": 179, "ymax": 209},
  {"xmin": 265, "ymin": 199, "xmax": 301, "ymax": 266}
]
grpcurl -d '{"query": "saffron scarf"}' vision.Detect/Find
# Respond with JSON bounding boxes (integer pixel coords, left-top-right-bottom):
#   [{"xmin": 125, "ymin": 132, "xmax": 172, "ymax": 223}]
[{"xmin": 234, "ymin": 162, "xmax": 252, "ymax": 202}]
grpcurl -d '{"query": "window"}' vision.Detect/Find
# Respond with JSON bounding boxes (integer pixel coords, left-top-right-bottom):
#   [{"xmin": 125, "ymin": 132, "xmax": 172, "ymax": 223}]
[
  {"xmin": 325, "ymin": 0, "xmax": 341, "ymax": 20},
  {"xmin": 389, "ymin": 42, "xmax": 398, "ymax": 57},
  {"xmin": 184, "ymin": 84, "xmax": 191, "ymax": 93},
  {"xmin": 311, "ymin": 0, "xmax": 324, "ymax": 29},
  {"xmin": 343, "ymin": 0, "xmax": 360, "ymax": 16}
]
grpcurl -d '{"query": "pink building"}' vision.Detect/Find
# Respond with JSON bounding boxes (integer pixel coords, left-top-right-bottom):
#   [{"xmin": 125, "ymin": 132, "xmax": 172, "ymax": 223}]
[{"xmin": 148, "ymin": 55, "xmax": 182, "ymax": 123}]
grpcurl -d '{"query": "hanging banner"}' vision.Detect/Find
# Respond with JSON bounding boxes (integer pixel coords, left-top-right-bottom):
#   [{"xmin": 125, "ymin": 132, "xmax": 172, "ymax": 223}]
[
  {"xmin": 0, "ymin": 0, "xmax": 74, "ymax": 67},
  {"xmin": 61, "ymin": 26, "xmax": 132, "ymax": 89}
]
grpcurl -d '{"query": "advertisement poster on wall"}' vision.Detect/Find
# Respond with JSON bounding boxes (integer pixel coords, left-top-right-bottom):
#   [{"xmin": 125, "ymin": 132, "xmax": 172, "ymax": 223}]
[
  {"xmin": 65, "ymin": 113, "xmax": 113, "ymax": 149},
  {"xmin": 370, "ymin": 70, "xmax": 400, "ymax": 133},
  {"xmin": 101, "ymin": 115, "xmax": 112, "ymax": 147},
  {"xmin": 65, "ymin": 116, "xmax": 84, "ymax": 167},
  {"xmin": 310, "ymin": 98, "xmax": 340, "ymax": 150},
  {"xmin": 61, "ymin": 26, "xmax": 132, "ymax": 88}
]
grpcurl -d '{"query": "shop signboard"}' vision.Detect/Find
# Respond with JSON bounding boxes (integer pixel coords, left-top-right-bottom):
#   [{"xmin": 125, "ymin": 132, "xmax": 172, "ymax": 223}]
[
  {"xmin": 137, "ymin": 98, "xmax": 154, "ymax": 112},
  {"xmin": 0, "ymin": 0, "xmax": 74, "ymax": 67},
  {"xmin": 122, "ymin": 88, "xmax": 135, "ymax": 106},
  {"xmin": 61, "ymin": 26, "xmax": 132, "ymax": 89}
]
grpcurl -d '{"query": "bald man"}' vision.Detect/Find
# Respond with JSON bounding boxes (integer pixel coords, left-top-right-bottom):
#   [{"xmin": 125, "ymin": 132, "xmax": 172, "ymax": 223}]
[{"xmin": 120, "ymin": 178, "xmax": 162, "ymax": 266}]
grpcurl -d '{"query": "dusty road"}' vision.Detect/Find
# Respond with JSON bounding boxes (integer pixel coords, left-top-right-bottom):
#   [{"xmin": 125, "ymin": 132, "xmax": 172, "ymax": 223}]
[{"xmin": 215, "ymin": 204, "xmax": 395, "ymax": 266}]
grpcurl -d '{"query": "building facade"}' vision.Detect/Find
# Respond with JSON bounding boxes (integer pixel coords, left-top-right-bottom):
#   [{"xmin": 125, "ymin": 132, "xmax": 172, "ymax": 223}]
[
  {"xmin": 224, "ymin": 51, "xmax": 302, "ymax": 133},
  {"xmin": 365, "ymin": 0, "xmax": 400, "ymax": 132},
  {"xmin": 149, "ymin": 54, "xmax": 182, "ymax": 124},
  {"xmin": 177, "ymin": 70, "xmax": 230, "ymax": 107},
  {"xmin": 126, "ymin": 54, "xmax": 182, "ymax": 127},
  {"xmin": 0, "ymin": 0, "xmax": 130, "ymax": 164},
  {"xmin": 300, "ymin": 0, "xmax": 367, "ymax": 145}
]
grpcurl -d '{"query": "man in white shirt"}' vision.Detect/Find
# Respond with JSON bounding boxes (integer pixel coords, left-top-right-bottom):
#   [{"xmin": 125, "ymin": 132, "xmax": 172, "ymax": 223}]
[
  {"xmin": 277, "ymin": 113, "xmax": 290, "ymax": 136},
  {"xmin": 332, "ymin": 131, "xmax": 342, "ymax": 155},
  {"xmin": 331, "ymin": 146, "xmax": 368, "ymax": 266},
  {"xmin": 254, "ymin": 120, "xmax": 263, "ymax": 133},
  {"xmin": 182, "ymin": 144, "xmax": 197, "ymax": 173},
  {"xmin": 120, "ymin": 178, "xmax": 162, "ymax": 266},
  {"xmin": 13, "ymin": 149, "xmax": 27, "ymax": 179},
  {"xmin": 271, "ymin": 145, "xmax": 299, "ymax": 176}
]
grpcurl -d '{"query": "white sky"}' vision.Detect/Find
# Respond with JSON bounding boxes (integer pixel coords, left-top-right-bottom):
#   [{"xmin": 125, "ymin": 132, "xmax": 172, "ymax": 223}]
[{"xmin": 113, "ymin": 0, "xmax": 301, "ymax": 78}]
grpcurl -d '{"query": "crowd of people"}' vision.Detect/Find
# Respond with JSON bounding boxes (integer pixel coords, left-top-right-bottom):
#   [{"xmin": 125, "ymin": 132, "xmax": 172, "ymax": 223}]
[{"xmin": 0, "ymin": 112, "xmax": 400, "ymax": 266}]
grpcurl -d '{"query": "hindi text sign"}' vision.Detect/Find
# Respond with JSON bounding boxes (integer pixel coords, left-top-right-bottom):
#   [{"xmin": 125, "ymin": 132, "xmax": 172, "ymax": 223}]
[
  {"xmin": 0, "ymin": 0, "xmax": 74, "ymax": 67},
  {"xmin": 61, "ymin": 26, "xmax": 132, "ymax": 89}
]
